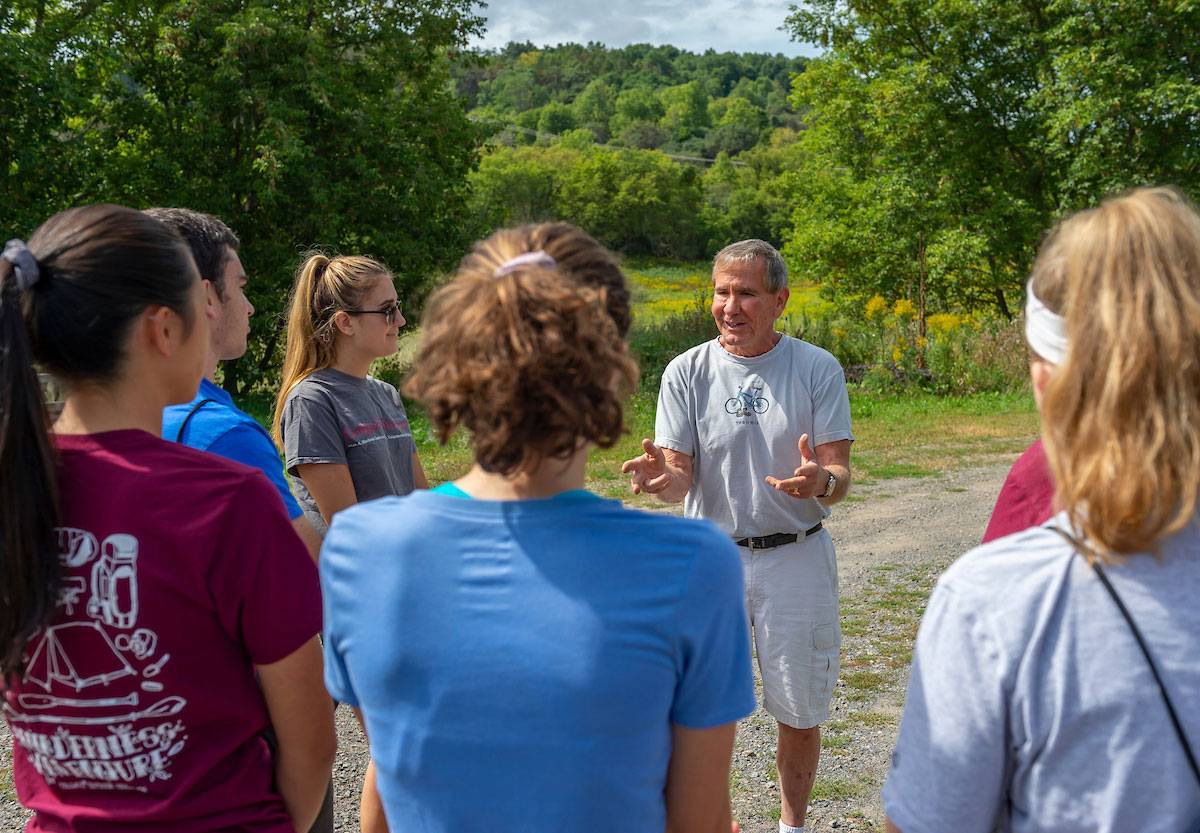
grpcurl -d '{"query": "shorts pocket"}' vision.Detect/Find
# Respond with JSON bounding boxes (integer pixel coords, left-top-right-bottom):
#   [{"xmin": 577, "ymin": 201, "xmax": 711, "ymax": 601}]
[
  {"xmin": 812, "ymin": 622, "xmax": 840, "ymax": 652},
  {"xmin": 810, "ymin": 621, "xmax": 841, "ymax": 701}
]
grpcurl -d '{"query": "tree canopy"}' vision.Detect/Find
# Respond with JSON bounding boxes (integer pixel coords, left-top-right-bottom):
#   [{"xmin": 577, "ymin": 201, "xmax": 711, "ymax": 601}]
[
  {"xmin": 455, "ymin": 42, "xmax": 806, "ymax": 159},
  {"xmin": 782, "ymin": 0, "xmax": 1200, "ymax": 317},
  {"xmin": 1, "ymin": 0, "xmax": 483, "ymax": 391}
]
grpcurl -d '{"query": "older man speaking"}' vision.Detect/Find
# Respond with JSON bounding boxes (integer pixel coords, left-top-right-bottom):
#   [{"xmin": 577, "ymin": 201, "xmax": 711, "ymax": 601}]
[{"xmin": 623, "ymin": 239, "xmax": 853, "ymax": 833}]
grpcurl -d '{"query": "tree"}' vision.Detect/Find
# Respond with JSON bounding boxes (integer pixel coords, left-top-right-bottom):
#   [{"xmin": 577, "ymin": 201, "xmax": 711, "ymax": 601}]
[
  {"xmin": 782, "ymin": 0, "xmax": 1200, "ymax": 318},
  {"xmin": 536, "ymin": 102, "xmax": 576, "ymax": 138},
  {"xmin": 468, "ymin": 144, "xmax": 708, "ymax": 258},
  {"xmin": 572, "ymin": 78, "xmax": 617, "ymax": 141},
  {"xmin": 658, "ymin": 80, "xmax": 711, "ymax": 141},
  {"xmin": 2, "ymin": 0, "xmax": 485, "ymax": 393},
  {"xmin": 558, "ymin": 148, "xmax": 707, "ymax": 257},
  {"xmin": 469, "ymin": 145, "xmax": 566, "ymax": 231},
  {"xmin": 611, "ymin": 85, "xmax": 665, "ymax": 136}
]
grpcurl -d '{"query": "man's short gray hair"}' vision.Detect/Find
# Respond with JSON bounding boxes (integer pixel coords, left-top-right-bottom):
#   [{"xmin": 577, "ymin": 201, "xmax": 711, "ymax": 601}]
[{"xmin": 712, "ymin": 239, "xmax": 788, "ymax": 292}]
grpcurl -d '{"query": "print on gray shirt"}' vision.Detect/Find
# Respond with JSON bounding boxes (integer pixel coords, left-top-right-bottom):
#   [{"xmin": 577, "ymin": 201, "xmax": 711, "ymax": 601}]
[
  {"xmin": 654, "ymin": 336, "xmax": 854, "ymax": 538},
  {"xmin": 281, "ymin": 368, "xmax": 416, "ymax": 535}
]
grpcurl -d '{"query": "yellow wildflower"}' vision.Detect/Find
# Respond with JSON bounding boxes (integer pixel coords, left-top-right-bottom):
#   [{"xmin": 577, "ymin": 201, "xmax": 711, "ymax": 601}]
[{"xmin": 926, "ymin": 312, "xmax": 962, "ymax": 336}]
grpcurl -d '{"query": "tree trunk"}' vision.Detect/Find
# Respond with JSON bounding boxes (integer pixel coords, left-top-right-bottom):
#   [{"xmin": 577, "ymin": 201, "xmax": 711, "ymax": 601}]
[
  {"xmin": 917, "ymin": 231, "xmax": 928, "ymax": 369},
  {"xmin": 989, "ymin": 255, "xmax": 1013, "ymax": 320}
]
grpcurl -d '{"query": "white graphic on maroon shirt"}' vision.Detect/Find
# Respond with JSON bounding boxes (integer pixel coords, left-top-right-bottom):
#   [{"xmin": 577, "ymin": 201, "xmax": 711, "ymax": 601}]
[
  {"xmin": 86, "ymin": 534, "xmax": 139, "ymax": 629},
  {"xmin": 115, "ymin": 629, "xmax": 157, "ymax": 659},
  {"xmin": 57, "ymin": 527, "xmax": 98, "ymax": 567},
  {"xmin": 22, "ymin": 621, "xmax": 136, "ymax": 692},
  {"xmin": 2, "ymin": 528, "xmax": 190, "ymax": 791}
]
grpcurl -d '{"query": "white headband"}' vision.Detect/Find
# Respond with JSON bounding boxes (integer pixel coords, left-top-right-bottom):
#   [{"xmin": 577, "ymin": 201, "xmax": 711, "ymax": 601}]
[
  {"xmin": 1024, "ymin": 279, "xmax": 1068, "ymax": 365},
  {"xmin": 493, "ymin": 250, "xmax": 556, "ymax": 278}
]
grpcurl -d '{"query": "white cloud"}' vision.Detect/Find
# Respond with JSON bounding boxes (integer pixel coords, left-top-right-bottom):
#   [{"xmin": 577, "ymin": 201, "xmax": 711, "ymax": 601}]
[{"xmin": 471, "ymin": 0, "xmax": 820, "ymax": 57}]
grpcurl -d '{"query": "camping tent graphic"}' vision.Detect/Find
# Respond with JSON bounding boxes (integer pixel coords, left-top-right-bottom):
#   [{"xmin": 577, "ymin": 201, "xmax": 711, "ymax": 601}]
[{"xmin": 25, "ymin": 621, "xmax": 135, "ymax": 692}]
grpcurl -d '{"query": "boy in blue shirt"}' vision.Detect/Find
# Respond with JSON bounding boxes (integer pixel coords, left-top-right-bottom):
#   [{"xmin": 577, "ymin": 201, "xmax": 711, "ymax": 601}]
[
  {"xmin": 153, "ymin": 208, "xmax": 329, "ymax": 831},
  {"xmin": 153, "ymin": 207, "xmax": 321, "ymax": 558}
]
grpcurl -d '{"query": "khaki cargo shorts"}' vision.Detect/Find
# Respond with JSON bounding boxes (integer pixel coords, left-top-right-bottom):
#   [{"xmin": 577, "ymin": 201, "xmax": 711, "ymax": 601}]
[{"xmin": 739, "ymin": 529, "xmax": 841, "ymax": 729}]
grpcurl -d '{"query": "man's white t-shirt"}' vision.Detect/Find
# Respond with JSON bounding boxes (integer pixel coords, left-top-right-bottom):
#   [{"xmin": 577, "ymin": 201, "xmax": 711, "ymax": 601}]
[{"xmin": 654, "ymin": 335, "xmax": 854, "ymax": 538}]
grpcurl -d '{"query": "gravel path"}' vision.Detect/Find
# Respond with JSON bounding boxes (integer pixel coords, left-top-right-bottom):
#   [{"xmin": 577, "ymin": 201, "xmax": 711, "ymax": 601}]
[{"xmin": 1, "ymin": 462, "xmax": 1008, "ymax": 832}]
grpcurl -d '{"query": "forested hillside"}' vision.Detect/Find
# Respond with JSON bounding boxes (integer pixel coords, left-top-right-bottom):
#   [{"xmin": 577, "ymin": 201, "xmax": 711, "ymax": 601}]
[
  {"xmin": 453, "ymin": 43, "xmax": 808, "ymax": 261},
  {"xmin": 452, "ymin": 43, "xmax": 806, "ymax": 158}
]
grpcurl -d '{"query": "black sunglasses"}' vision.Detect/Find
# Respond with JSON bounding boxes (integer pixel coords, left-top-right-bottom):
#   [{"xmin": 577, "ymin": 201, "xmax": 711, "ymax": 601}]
[{"xmin": 343, "ymin": 302, "xmax": 401, "ymax": 326}]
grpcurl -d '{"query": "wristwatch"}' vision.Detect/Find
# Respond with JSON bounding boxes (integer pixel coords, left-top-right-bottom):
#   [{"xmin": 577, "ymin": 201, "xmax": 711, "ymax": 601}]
[{"xmin": 819, "ymin": 470, "xmax": 837, "ymax": 498}]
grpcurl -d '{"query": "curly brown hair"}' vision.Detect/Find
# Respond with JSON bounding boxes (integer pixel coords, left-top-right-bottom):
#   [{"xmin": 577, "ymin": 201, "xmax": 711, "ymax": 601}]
[{"xmin": 404, "ymin": 223, "xmax": 638, "ymax": 475}]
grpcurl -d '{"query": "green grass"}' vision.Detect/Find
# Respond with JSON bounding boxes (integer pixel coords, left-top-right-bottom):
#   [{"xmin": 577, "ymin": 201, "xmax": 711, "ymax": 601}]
[
  {"xmin": 1, "ymin": 770, "xmax": 13, "ymax": 803},
  {"xmin": 810, "ymin": 776, "xmax": 862, "ymax": 802},
  {"xmin": 850, "ymin": 390, "xmax": 1038, "ymax": 480}
]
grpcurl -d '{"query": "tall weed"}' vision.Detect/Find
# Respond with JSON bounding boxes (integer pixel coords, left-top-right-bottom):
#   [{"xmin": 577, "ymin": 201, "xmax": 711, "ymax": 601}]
[{"xmin": 628, "ymin": 293, "xmax": 717, "ymax": 387}]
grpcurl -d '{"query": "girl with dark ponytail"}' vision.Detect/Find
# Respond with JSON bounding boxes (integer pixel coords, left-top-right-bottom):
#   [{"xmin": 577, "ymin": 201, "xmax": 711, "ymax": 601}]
[{"xmin": 0, "ymin": 205, "xmax": 334, "ymax": 833}]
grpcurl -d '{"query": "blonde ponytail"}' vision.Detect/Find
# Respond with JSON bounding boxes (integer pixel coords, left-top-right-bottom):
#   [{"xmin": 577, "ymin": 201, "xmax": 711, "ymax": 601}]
[
  {"xmin": 272, "ymin": 252, "xmax": 393, "ymax": 446},
  {"xmin": 1034, "ymin": 186, "xmax": 1200, "ymax": 556}
]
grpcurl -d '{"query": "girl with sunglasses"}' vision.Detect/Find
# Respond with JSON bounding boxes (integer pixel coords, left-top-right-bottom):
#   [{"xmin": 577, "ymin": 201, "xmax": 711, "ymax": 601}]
[{"xmin": 272, "ymin": 253, "xmax": 428, "ymax": 541}]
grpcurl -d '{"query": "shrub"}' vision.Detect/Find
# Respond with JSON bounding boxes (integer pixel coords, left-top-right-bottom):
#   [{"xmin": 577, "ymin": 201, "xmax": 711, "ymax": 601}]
[{"xmin": 628, "ymin": 293, "xmax": 716, "ymax": 388}]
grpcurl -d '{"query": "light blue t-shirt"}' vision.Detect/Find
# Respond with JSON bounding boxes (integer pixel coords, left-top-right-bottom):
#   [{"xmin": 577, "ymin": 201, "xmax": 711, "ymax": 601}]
[
  {"xmin": 163, "ymin": 378, "xmax": 303, "ymax": 520},
  {"xmin": 321, "ymin": 490, "xmax": 756, "ymax": 832},
  {"xmin": 884, "ymin": 514, "xmax": 1200, "ymax": 833}
]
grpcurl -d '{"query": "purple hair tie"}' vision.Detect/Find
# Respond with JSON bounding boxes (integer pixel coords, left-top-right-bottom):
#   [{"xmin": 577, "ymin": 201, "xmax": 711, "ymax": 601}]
[
  {"xmin": 493, "ymin": 250, "xmax": 556, "ymax": 278},
  {"xmin": 2, "ymin": 239, "xmax": 41, "ymax": 291}
]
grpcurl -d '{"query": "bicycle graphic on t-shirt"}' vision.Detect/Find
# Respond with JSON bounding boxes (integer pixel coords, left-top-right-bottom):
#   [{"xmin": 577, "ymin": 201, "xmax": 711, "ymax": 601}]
[{"xmin": 725, "ymin": 385, "xmax": 769, "ymax": 417}]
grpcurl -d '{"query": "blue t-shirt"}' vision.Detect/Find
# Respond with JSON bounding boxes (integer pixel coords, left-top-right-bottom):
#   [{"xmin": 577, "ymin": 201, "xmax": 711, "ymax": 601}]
[
  {"xmin": 163, "ymin": 378, "xmax": 303, "ymax": 520},
  {"xmin": 321, "ymin": 490, "xmax": 756, "ymax": 832}
]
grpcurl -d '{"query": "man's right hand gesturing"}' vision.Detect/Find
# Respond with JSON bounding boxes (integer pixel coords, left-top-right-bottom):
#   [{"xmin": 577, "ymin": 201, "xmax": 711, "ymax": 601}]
[{"xmin": 621, "ymin": 438, "xmax": 693, "ymax": 502}]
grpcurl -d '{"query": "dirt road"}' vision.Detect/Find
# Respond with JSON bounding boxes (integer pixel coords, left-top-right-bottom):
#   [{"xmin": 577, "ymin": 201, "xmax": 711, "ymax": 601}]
[{"xmin": 0, "ymin": 463, "xmax": 1009, "ymax": 833}]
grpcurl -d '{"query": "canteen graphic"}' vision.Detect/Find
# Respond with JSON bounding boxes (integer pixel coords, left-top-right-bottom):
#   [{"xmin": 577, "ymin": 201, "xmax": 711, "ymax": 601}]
[{"xmin": 86, "ymin": 534, "xmax": 139, "ymax": 629}]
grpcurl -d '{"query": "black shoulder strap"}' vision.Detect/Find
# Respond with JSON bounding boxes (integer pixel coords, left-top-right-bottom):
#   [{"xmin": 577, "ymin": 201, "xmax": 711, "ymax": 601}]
[
  {"xmin": 1051, "ymin": 526, "xmax": 1200, "ymax": 785},
  {"xmin": 174, "ymin": 398, "xmax": 215, "ymax": 443}
]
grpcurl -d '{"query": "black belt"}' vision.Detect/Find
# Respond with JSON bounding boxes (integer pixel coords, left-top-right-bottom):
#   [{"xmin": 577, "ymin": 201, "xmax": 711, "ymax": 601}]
[{"xmin": 734, "ymin": 523, "xmax": 823, "ymax": 550}]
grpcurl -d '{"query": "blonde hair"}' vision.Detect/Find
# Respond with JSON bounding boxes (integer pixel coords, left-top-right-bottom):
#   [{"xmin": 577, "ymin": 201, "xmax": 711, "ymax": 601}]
[
  {"xmin": 272, "ymin": 252, "xmax": 392, "ymax": 445},
  {"xmin": 1032, "ymin": 186, "xmax": 1200, "ymax": 556},
  {"xmin": 404, "ymin": 223, "xmax": 638, "ymax": 476}
]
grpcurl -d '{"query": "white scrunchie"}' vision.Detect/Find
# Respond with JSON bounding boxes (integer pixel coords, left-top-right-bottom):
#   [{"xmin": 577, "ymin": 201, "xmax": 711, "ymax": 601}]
[
  {"xmin": 1024, "ymin": 279, "xmax": 1068, "ymax": 365},
  {"xmin": 493, "ymin": 250, "xmax": 556, "ymax": 278}
]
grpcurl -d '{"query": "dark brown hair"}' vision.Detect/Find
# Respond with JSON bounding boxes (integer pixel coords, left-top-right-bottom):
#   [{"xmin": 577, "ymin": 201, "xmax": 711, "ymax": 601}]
[
  {"xmin": 143, "ymin": 207, "xmax": 239, "ymax": 299},
  {"xmin": 404, "ymin": 223, "xmax": 638, "ymax": 475},
  {"xmin": 0, "ymin": 204, "xmax": 196, "ymax": 678}
]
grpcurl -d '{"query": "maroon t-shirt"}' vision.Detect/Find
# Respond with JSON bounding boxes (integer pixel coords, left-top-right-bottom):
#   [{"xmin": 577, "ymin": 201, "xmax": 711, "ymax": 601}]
[
  {"xmin": 3, "ymin": 430, "xmax": 321, "ymax": 833},
  {"xmin": 982, "ymin": 439, "xmax": 1056, "ymax": 543}
]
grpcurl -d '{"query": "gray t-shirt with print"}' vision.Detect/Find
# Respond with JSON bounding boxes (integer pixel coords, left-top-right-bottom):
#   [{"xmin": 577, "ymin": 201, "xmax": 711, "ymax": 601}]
[
  {"xmin": 282, "ymin": 368, "xmax": 416, "ymax": 535},
  {"xmin": 654, "ymin": 336, "xmax": 854, "ymax": 538},
  {"xmin": 883, "ymin": 515, "xmax": 1200, "ymax": 833}
]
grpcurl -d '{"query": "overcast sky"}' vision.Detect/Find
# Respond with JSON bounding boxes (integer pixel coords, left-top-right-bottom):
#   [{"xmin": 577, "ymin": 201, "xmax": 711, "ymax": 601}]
[{"xmin": 470, "ymin": 0, "xmax": 820, "ymax": 57}]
